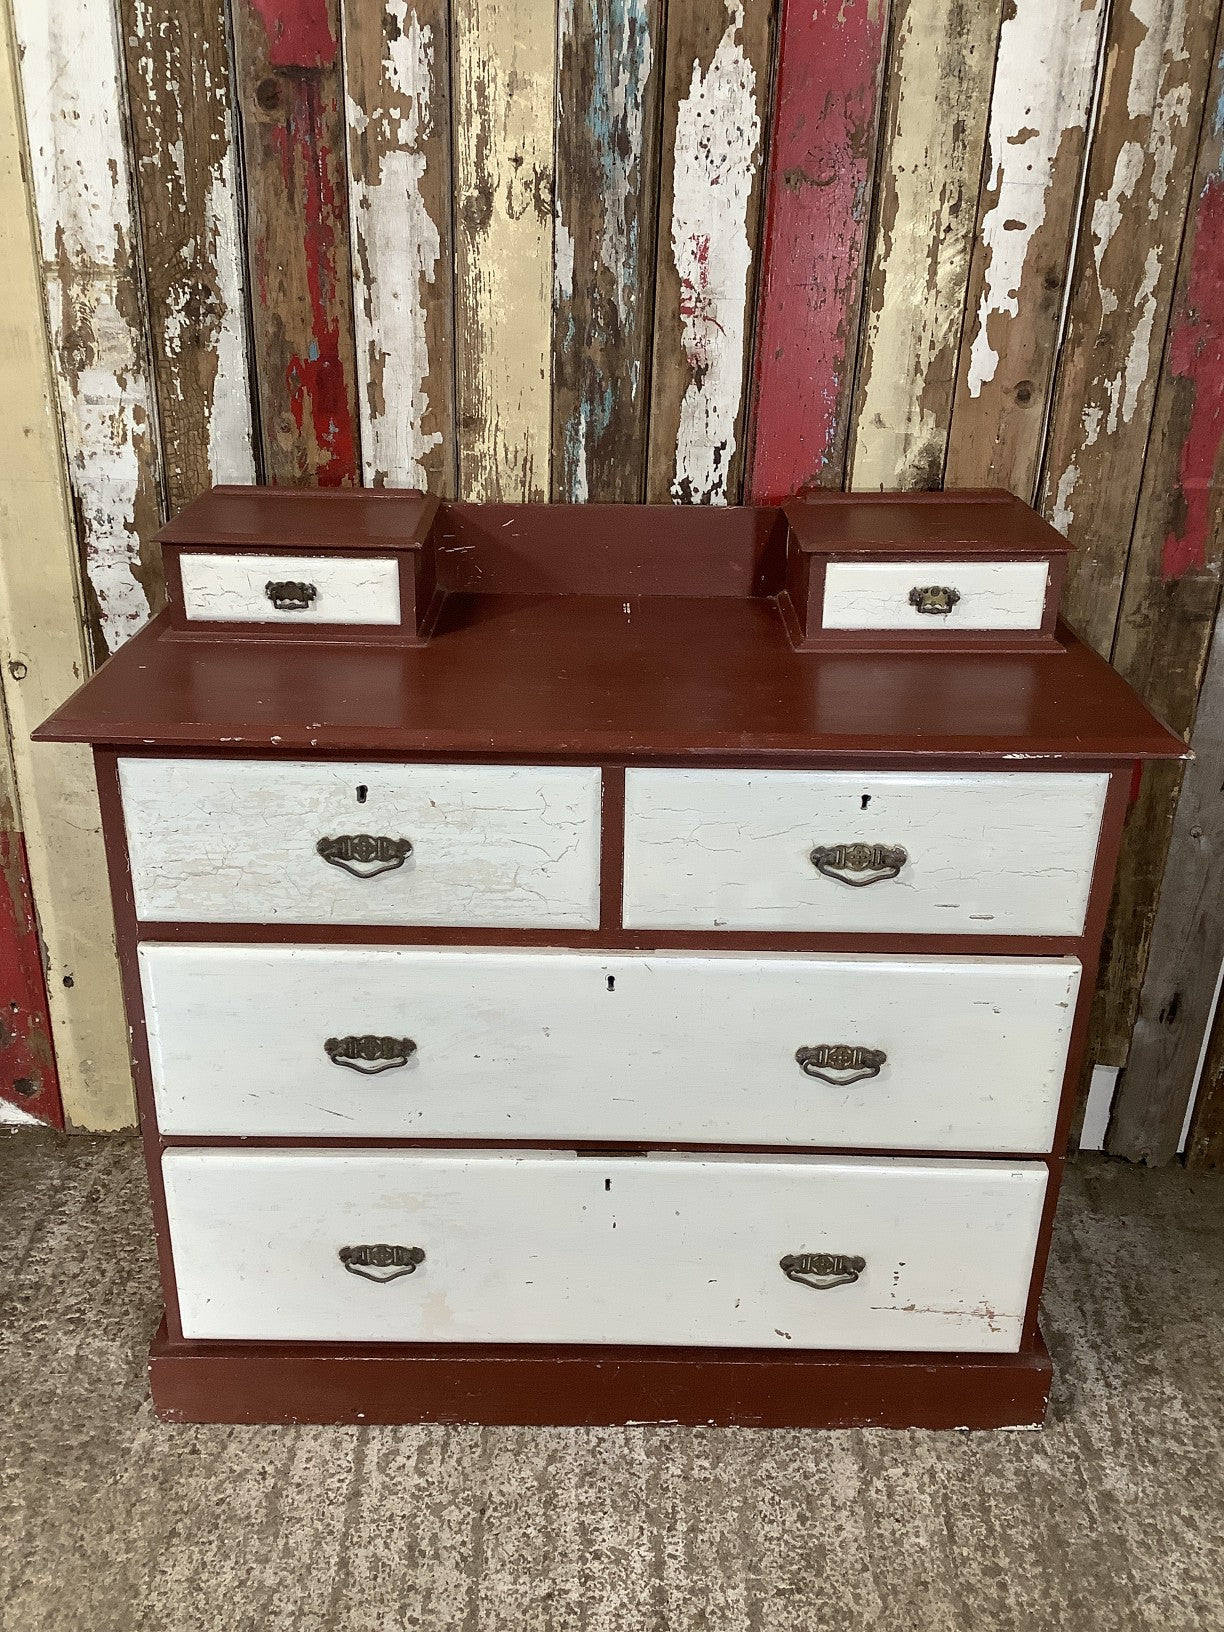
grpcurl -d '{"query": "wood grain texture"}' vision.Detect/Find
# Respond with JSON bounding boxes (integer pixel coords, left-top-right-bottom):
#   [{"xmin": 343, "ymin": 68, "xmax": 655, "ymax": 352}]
[
  {"xmin": 1039, "ymin": 0, "xmax": 1222, "ymax": 655},
  {"xmin": 945, "ymin": 0, "xmax": 1107, "ymax": 497},
  {"xmin": 343, "ymin": 0, "xmax": 457, "ymax": 493},
  {"xmin": 0, "ymin": 8, "xmax": 134, "ymax": 1129},
  {"xmin": 118, "ymin": 0, "xmax": 258, "ymax": 513},
  {"xmin": 1093, "ymin": 33, "xmax": 1224, "ymax": 1074},
  {"xmin": 1186, "ymin": 975, "xmax": 1224, "ymax": 1168},
  {"xmin": 1107, "ymin": 613, "xmax": 1224, "ymax": 1163},
  {"xmin": 552, "ymin": 0, "xmax": 663, "ymax": 502},
  {"xmin": 10, "ymin": 0, "xmax": 165, "ymax": 655},
  {"xmin": 647, "ymin": 0, "xmax": 774, "ymax": 504},
  {"xmin": 231, "ymin": 0, "xmax": 360, "ymax": 487},
  {"xmin": 451, "ymin": 0, "xmax": 555, "ymax": 501},
  {"xmin": 848, "ymin": 0, "xmax": 1002, "ymax": 491},
  {"xmin": 746, "ymin": 0, "xmax": 890, "ymax": 503}
]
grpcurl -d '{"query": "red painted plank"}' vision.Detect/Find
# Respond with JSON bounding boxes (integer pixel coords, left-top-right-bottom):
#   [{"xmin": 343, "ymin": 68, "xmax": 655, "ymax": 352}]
[
  {"xmin": 745, "ymin": 0, "xmax": 889, "ymax": 503},
  {"xmin": 0, "ymin": 829, "xmax": 62, "ymax": 1127}
]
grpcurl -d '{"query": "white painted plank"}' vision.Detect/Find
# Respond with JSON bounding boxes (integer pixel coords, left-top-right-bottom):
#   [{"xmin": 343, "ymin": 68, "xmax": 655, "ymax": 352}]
[
  {"xmin": 118, "ymin": 759, "xmax": 602, "ymax": 927},
  {"xmin": 822, "ymin": 560, "xmax": 1050, "ymax": 630},
  {"xmin": 178, "ymin": 554, "xmax": 401, "ymax": 624},
  {"xmin": 162, "ymin": 1148, "xmax": 1049, "ymax": 1350},
  {"xmin": 623, "ymin": 769, "xmax": 1109, "ymax": 934},
  {"xmin": 140, "ymin": 944, "xmax": 1081, "ymax": 1148}
]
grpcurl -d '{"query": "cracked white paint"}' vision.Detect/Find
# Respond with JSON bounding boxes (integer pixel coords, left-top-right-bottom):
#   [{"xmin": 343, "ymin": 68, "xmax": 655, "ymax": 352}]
[
  {"xmin": 117, "ymin": 758, "xmax": 602, "ymax": 927},
  {"xmin": 822, "ymin": 560, "xmax": 1051, "ymax": 630},
  {"xmin": 967, "ymin": 0, "xmax": 1105, "ymax": 397},
  {"xmin": 178, "ymin": 553, "xmax": 402, "ymax": 624},
  {"xmin": 669, "ymin": 1, "xmax": 760, "ymax": 504},
  {"xmin": 12, "ymin": 0, "xmax": 160, "ymax": 651},
  {"xmin": 344, "ymin": 0, "xmax": 444, "ymax": 487}
]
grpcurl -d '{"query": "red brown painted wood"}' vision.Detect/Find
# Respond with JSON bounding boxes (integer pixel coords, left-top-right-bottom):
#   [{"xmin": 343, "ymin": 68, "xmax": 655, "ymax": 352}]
[
  {"xmin": 149, "ymin": 1320, "xmax": 1054, "ymax": 1428},
  {"xmin": 0, "ymin": 828, "xmax": 61, "ymax": 1126}
]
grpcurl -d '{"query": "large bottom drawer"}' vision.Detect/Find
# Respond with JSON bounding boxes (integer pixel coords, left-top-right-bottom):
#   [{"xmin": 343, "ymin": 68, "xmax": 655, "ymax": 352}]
[{"xmin": 162, "ymin": 1150, "xmax": 1048, "ymax": 1352}]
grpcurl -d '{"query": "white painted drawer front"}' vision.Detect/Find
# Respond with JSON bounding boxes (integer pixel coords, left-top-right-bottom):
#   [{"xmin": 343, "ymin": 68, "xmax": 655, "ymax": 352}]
[
  {"xmin": 141, "ymin": 944, "xmax": 1080, "ymax": 1150},
  {"xmin": 179, "ymin": 552, "xmax": 401, "ymax": 624},
  {"xmin": 118, "ymin": 759, "xmax": 601, "ymax": 927},
  {"xmin": 822, "ymin": 560, "xmax": 1050, "ymax": 630},
  {"xmin": 162, "ymin": 1150, "xmax": 1048, "ymax": 1350},
  {"xmin": 623, "ymin": 770, "xmax": 1108, "ymax": 935}
]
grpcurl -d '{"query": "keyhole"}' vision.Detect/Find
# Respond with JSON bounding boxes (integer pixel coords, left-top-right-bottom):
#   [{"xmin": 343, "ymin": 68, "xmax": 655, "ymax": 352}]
[
  {"xmin": 605, "ymin": 1178, "xmax": 612, "ymax": 1191},
  {"xmin": 860, "ymin": 794, "xmax": 871, "ymax": 810},
  {"xmin": 606, "ymin": 975, "xmax": 615, "ymax": 991},
  {"xmin": 356, "ymin": 785, "xmax": 368, "ymax": 804}
]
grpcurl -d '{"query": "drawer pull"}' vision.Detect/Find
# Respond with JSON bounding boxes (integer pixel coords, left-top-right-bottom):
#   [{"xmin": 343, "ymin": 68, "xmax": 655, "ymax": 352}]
[
  {"xmin": 809, "ymin": 842, "xmax": 907, "ymax": 886},
  {"xmin": 317, "ymin": 833, "xmax": 414, "ymax": 878},
  {"xmin": 339, "ymin": 1243, "xmax": 425, "ymax": 1283},
  {"xmin": 780, "ymin": 1252, "xmax": 865, "ymax": 1291},
  {"xmin": 795, "ymin": 1044, "xmax": 886, "ymax": 1085},
  {"xmin": 325, "ymin": 1034, "xmax": 417, "ymax": 1074},
  {"xmin": 908, "ymin": 584, "xmax": 960, "ymax": 616},
  {"xmin": 265, "ymin": 579, "xmax": 318, "ymax": 612}
]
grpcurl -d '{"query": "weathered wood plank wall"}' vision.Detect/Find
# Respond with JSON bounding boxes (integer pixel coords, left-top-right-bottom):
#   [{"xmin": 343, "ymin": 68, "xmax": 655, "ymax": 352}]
[{"xmin": 5, "ymin": 0, "xmax": 1224, "ymax": 1144}]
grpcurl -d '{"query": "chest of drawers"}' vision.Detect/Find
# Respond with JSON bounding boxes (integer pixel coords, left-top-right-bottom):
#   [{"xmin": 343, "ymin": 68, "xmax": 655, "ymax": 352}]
[{"xmin": 36, "ymin": 488, "xmax": 1182, "ymax": 1428}]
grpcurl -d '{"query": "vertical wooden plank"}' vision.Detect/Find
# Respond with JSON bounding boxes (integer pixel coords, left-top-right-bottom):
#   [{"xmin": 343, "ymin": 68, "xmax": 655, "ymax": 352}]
[
  {"xmin": 231, "ymin": 0, "xmax": 361, "ymax": 487},
  {"xmin": 118, "ymin": 0, "xmax": 258, "ymax": 514},
  {"xmin": 10, "ymin": 0, "xmax": 165, "ymax": 655},
  {"xmin": 343, "ymin": 0, "xmax": 457, "ymax": 494},
  {"xmin": 1038, "ymin": 0, "xmax": 1221, "ymax": 656},
  {"xmin": 1186, "ymin": 976, "xmax": 1224, "ymax": 1169},
  {"xmin": 745, "ymin": 0, "xmax": 890, "ymax": 503},
  {"xmin": 452, "ymin": 0, "xmax": 555, "ymax": 501},
  {"xmin": 1106, "ymin": 612, "xmax": 1224, "ymax": 1164},
  {"xmin": 944, "ymin": 0, "xmax": 1107, "ymax": 497},
  {"xmin": 0, "ymin": 2, "xmax": 134, "ymax": 1129},
  {"xmin": 848, "ymin": 0, "xmax": 1002, "ymax": 492},
  {"xmin": 1091, "ymin": 32, "xmax": 1224, "ymax": 1073},
  {"xmin": 552, "ymin": 0, "xmax": 664, "ymax": 503},
  {"xmin": 646, "ymin": 0, "xmax": 775, "ymax": 506}
]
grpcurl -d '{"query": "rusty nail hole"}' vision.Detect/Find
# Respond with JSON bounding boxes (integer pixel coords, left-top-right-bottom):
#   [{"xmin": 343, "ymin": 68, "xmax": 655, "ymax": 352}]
[
  {"xmin": 8, "ymin": 659, "xmax": 27, "ymax": 680},
  {"xmin": 255, "ymin": 75, "xmax": 283, "ymax": 113},
  {"xmin": 1013, "ymin": 380, "xmax": 1035, "ymax": 406},
  {"xmin": 63, "ymin": 975, "xmax": 74, "ymax": 988},
  {"xmin": 12, "ymin": 1077, "xmax": 37, "ymax": 1097}
]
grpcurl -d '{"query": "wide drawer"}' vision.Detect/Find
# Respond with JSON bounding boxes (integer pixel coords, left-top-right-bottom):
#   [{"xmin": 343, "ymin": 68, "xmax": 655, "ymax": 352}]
[
  {"xmin": 141, "ymin": 944, "xmax": 1080, "ymax": 1150},
  {"xmin": 178, "ymin": 552, "xmax": 401, "ymax": 625},
  {"xmin": 162, "ymin": 1149, "xmax": 1048, "ymax": 1350},
  {"xmin": 821, "ymin": 559, "xmax": 1050, "ymax": 631},
  {"xmin": 622, "ymin": 769, "xmax": 1108, "ymax": 935},
  {"xmin": 118, "ymin": 758, "xmax": 602, "ymax": 927}
]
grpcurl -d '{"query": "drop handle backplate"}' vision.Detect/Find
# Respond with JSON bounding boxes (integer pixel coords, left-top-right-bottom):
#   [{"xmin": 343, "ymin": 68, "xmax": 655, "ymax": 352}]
[
  {"xmin": 265, "ymin": 579, "xmax": 317, "ymax": 612},
  {"xmin": 809, "ymin": 842, "xmax": 907, "ymax": 886},
  {"xmin": 317, "ymin": 834, "xmax": 413, "ymax": 878},
  {"xmin": 908, "ymin": 584, "xmax": 960, "ymax": 615},
  {"xmin": 325, "ymin": 1035, "xmax": 417, "ymax": 1074},
  {"xmin": 795, "ymin": 1044, "xmax": 886, "ymax": 1085},
  {"xmin": 780, "ymin": 1252, "xmax": 865, "ymax": 1291},
  {"xmin": 339, "ymin": 1244, "xmax": 424, "ymax": 1283}
]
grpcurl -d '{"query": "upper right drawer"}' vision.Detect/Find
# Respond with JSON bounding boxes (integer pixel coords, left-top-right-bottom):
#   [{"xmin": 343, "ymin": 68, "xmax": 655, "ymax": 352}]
[{"xmin": 622, "ymin": 770, "xmax": 1109, "ymax": 935}]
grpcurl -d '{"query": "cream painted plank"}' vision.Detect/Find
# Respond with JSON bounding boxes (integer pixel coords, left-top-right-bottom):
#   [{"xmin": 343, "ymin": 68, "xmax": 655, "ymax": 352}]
[
  {"xmin": 10, "ymin": 0, "xmax": 164, "ymax": 655},
  {"xmin": 343, "ymin": 0, "xmax": 457, "ymax": 494},
  {"xmin": 0, "ymin": 7, "xmax": 133, "ymax": 1129},
  {"xmin": 849, "ymin": 0, "xmax": 1003, "ymax": 490},
  {"xmin": 946, "ymin": 0, "xmax": 1108, "ymax": 497},
  {"xmin": 163, "ymin": 1148, "xmax": 1049, "ymax": 1351},
  {"xmin": 451, "ymin": 0, "xmax": 555, "ymax": 499}
]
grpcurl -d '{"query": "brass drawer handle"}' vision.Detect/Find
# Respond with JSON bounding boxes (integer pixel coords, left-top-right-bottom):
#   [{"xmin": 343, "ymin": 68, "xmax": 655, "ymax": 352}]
[
  {"xmin": 317, "ymin": 834, "xmax": 413, "ymax": 878},
  {"xmin": 795, "ymin": 1044, "xmax": 885, "ymax": 1085},
  {"xmin": 780, "ymin": 1252, "xmax": 865, "ymax": 1291},
  {"xmin": 809, "ymin": 842, "xmax": 907, "ymax": 886},
  {"xmin": 908, "ymin": 584, "xmax": 960, "ymax": 615},
  {"xmin": 265, "ymin": 579, "xmax": 317, "ymax": 612},
  {"xmin": 325, "ymin": 1035, "xmax": 417, "ymax": 1074},
  {"xmin": 339, "ymin": 1244, "xmax": 425, "ymax": 1283}
]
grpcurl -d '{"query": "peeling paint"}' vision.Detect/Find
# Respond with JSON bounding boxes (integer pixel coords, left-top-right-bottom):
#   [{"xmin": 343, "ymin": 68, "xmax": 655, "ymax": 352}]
[{"xmin": 669, "ymin": 2, "xmax": 761, "ymax": 504}]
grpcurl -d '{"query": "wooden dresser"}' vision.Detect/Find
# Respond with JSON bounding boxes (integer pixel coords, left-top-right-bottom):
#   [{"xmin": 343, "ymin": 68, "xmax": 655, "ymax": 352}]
[{"xmin": 36, "ymin": 487, "xmax": 1182, "ymax": 1428}]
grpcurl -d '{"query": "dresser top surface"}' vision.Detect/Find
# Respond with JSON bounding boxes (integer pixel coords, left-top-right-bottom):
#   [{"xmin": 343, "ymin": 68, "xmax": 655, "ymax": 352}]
[{"xmin": 38, "ymin": 590, "xmax": 1182, "ymax": 763}]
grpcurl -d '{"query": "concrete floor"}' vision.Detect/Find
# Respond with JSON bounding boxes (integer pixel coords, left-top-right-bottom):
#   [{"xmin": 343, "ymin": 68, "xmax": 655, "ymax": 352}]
[{"xmin": 1, "ymin": 1133, "xmax": 1222, "ymax": 1632}]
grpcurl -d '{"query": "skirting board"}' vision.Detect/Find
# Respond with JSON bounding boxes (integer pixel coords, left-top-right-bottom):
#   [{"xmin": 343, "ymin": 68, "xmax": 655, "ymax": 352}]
[{"xmin": 148, "ymin": 1319, "xmax": 1053, "ymax": 1429}]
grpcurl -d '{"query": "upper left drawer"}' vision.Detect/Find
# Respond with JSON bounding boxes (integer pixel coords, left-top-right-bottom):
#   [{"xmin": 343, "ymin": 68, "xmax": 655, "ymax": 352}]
[
  {"xmin": 117, "ymin": 759, "xmax": 602, "ymax": 927},
  {"xmin": 177, "ymin": 552, "xmax": 401, "ymax": 626}
]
